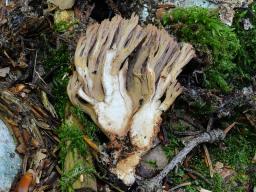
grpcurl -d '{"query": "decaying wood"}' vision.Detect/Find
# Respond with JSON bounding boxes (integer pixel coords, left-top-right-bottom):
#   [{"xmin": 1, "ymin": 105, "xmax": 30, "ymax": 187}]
[{"xmin": 67, "ymin": 14, "xmax": 195, "ymax": 185}]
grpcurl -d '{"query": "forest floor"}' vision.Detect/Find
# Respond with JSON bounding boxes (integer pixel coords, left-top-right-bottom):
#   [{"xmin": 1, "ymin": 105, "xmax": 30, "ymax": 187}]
[{"xmin": 0, "ymin": 0, "xmax": 255, "ymax": 191}]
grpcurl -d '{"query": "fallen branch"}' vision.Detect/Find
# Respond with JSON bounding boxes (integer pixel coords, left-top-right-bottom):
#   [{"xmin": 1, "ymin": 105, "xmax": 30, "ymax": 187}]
[{"xmin": 137, "ymin": 129, "xmax": 226, "ymax": 192}]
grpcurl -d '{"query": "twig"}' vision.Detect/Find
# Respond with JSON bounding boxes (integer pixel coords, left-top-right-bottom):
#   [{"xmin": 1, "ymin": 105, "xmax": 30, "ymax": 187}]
[
  {"xmin": 173, "ymin": 130, "xmax": 202, "ymax": 136},
  {"xmin": 206, "ymin": 117, "xmax": 213, "ymax": 131},
  {"xmin": 223, "ymin": 122, "xmax": 236, "ymax": 134},
  {"xmin": 203, "ymin": 145, "xmax": 214, "ymax": 177},
  {"xmin": 203, "ymin": 117, "xmax": 214, "ymax": 177},
  {"xmin": 4, "ymin": 50, "xmax": 16, "ymax": 67},
  {"xmin": 169, "ymin": 182, "xmax": 191, "ymax": 192},
  {"xmin": 137, "ymin": 129, "xmax": 226, "ymax": 192},
  {"xmin": 83, "ymin": 135, "xmax": 100, "ymax": 153},
  {"xmin": 32, "ymin": 51, "xmax": 47, "ymax": 85},
  {"xmin": 183, "ymin": 168, "xmax": 211, "ymax": 185},
  {"xmin": 244, "ymin": 112, "xmax": 256, "ymax": 129}
]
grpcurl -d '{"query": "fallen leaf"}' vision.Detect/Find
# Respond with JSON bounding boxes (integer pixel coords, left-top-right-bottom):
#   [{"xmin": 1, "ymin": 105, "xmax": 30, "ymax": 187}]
[
  {"xmin": 41, "ymin": 91, "xmax": 57, "ymax": 118},
  {"xmin": 214, "ymin": 161, "xmax": 224, "ymax": 171},
  {"xmin": 137, "ymin": 145, "xmax": 168, "ymax": 178},
  {"xmin": 33, "ymin": 150, "xmax": 47, "ymax": 168},
  {"xmin": 213, "ymin": 161, "xmax": 235, "ymax": 181}
]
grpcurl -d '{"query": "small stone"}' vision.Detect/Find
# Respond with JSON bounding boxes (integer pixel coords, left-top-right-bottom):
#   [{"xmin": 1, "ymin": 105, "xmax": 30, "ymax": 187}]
[
  {"xmin": 136, "ymin": 145, "xmax": 168, "ymax": 178},
  {"xmin": 243, "ymin": 18, "xmax": 253, "ymax": 30},
  {"xmin": 0, "ymin": 119, "xmax": 22, "ymax": 191},
  {"xmin": 242, "ymin": 86, "xmax": 253, "ymax": 96},
  {"xmin": 21, "ymin": 92, "xmax": 26, "ymax": 98}
]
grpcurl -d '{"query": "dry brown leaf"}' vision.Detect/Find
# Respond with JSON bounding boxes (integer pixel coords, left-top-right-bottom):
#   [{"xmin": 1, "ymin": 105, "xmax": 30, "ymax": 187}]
[{"xmin": 213, "ymin": 161, "xmax": 235, "ymax": 181}]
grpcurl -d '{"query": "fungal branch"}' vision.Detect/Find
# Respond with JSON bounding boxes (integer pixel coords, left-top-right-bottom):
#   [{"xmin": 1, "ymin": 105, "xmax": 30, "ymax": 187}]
[{"xmin": 67, "ymin": 14, "xmax": 195, "ymax": 185}]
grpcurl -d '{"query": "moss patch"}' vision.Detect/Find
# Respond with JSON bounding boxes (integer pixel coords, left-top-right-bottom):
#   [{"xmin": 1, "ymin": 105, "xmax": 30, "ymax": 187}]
[
  {"xmin": 60, "ymin": 162, "xmax": 95, "ymax": 192},
  {"xmin": 70, "ymin": 107, "xmax": 99, "ymax": 141},
  {"xmin": 233, "ymin": 2, "xmax": 256, "ymax": 86},
  {"xmin": 43, "ymin": 45, "xmax": 71, "ymax": 119},
  {"xmin": 58, "ymin": 121, "xmax": 89, "ymax": 166},
  {"xmin": 163, "ymin": 7, "xmax": 240, "ymax": 92},
  {"xmin": 53, "ymin": 10, "xmax": 78, "ymax": 33},
  {"xmin": 43, "ymin": 45, "xmax": 99, "ymax": 191}
]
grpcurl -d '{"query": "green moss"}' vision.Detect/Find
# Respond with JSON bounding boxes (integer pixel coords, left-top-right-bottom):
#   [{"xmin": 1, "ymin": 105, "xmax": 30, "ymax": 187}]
[
  {"xmin": 184, "ymin": 185, "xmax": 198, "ymax": 192},
  {"xmin": 171, "ymin": 120, "xmax": 188, "ymax": 132},
  {"xmin": 60, "ymin": 162, "xmax": 95, "ymax": 192},
  {"xmin": 210, "ymin": 125, "xmax": 254, "ymax": 168},
  {"xmin": 233, "ymin": 2, "xmax": 256, "ymax": 86},
  {"xmin": 42, "ymin": 33, "xmax": 98, "ymax": 192},
  {"xmin": 70, "ymin": 107, "xmax": 99, "ymax": 141},
  {"xmin": 212, "ymin": 173, "xmax": 223, "ymax": 192},
  {"xmin": 53, "ymin": 10, "xmax": 78, "ymax": 33},
  {"xmin": 190, "ymin": 100, "xmax": 215, "ymax": 116},
  {"xmin": 58, "ymin": 122, "xmax": 89, "ymax": 167},
  {"xmin": 43, "ymin": 45, "xmax": 71, "ymax": 119},
  {"xmin": 163, "ymin": 7, "xmax": 240, "ymax": 92},
  {"xmin": 164, "ymin": 133, "xmax": 182, "ymax": 158},
  {"xmin": 145, "ymin": 160, "xmax": 158, "ymax": 168},
  {"xmin": 54, "ymin": 21, "xmax": 71, "ymax": 33}
]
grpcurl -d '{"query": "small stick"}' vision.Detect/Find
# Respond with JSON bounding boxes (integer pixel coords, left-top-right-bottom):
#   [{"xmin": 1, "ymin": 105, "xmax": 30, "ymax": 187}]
[
  {"xmin": 173, "ymin": 130, "xmax": 202, "ymax": 136},
  {"xmin": 206, "ymin": 117, "xmax": 213, "ymax": 131},
  {"xmin": 183, "ymin": 168, "xmax": 211, "ymax": 185},
  {"xmin": 3, "ymin": 50, "xmax": 16, "ymax": 67},
  {"xmin": 83, "ymin": 135, "xmax": 100, "ymax": 153},
  {"xmin": 223, "ymin": 122, "xmax": 236, "ymax": 134},
  {"xmin": 203, "ymin": 145, "xmax": 214, "ymax": 177},
  {"xmin": 138, "ymin": 129, "xmax": 226, "ymax": 192},
  {"xmin": 169, "ymin": 182, "xmax": 191, "ymax": 192},
  {"xmin": 183, "ymin": 155, "xmax": 196, "ymax": 179},
  {"xmin": 158, "ymin": 3, "xmax": 175, "ymax": 9},
  {"xmin": 203, "ymin": 117, "xmax": 214, "ymax": 177},
  {"xmin": 244, "ymin": 113, "xmax": 256, "ymax": 129}
]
